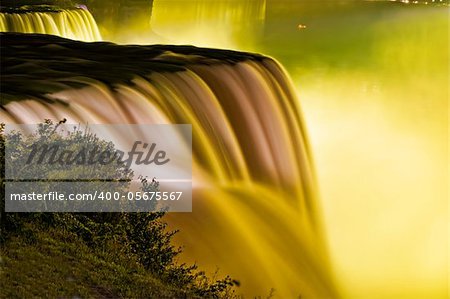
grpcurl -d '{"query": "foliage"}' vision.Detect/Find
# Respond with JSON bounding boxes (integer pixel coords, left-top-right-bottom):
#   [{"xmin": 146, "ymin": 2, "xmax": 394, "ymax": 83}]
[
  {"xmin": 4, "ymin": 120, "xmax": 134, "ymax": 212},
  {"xmin": 0, "ymin": 121, "xmax": 238, "ymax": 298}
]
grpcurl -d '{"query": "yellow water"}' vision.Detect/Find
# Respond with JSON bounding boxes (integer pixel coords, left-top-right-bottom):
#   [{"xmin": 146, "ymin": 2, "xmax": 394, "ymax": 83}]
[
  {"xmin": 120, "ymin": 1, "xmax": 450, "ymax": 297},
  {"xmin": 1, "ymin": 0, "xmax": 448, "ymax": 298},
  {"xmin": 2, "ymin": 54, "xmax": 337, "ymax": 297},
  {"xmin": 150, "ymin": 0, "xmax": 266, "ymax": 49},
  {"xmin": 0, "ymin": 8, "xmax": 101, "ymax": 41}
]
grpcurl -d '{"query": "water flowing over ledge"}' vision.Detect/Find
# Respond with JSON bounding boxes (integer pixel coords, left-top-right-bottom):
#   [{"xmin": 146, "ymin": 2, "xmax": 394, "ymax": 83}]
[
  {"xmin": 0, "ymin": 33, "xmax": 338, "ymax": 298},
  {"xmin": 0, "ymin": 8, "xmax": 101, "ymax": 41}
]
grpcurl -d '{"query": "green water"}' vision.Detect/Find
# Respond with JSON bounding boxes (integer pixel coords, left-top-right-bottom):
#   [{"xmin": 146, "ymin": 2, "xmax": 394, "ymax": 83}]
[
  {"xmin": 147, "ymin": 1, "xmax": 449, "ymax": 297},
  {"xmin": 82, "ymin": 1, "xmax": 449, "ymax": 297},
  {"xmin": 0, "ymin": 0, "xmax": 447, "ymax": 297}
]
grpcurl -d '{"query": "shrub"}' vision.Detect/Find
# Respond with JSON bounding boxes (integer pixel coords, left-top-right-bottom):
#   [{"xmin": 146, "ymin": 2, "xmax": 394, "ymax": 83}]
[{"xmin": 0, "ymin": 120, "xmax": 238, "ymax": 298}]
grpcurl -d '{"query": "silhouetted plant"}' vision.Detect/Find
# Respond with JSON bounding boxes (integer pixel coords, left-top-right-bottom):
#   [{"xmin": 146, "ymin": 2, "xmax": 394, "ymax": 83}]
[{"xmin": 0, "ymin": 120, "xmax": 238, "ymax": 298}]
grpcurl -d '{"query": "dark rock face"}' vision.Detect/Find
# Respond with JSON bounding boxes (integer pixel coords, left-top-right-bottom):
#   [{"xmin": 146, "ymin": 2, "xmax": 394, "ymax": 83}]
[
  {"xmin": 0, "ymin": 32, "xmax": 264, "ymax": 104},
  {"xmin": 0, "ymin": 1, "xmax": 153, "ymax": 24},
  {"xmin": 0, "ymin": 0, "xmax": 76, "ymax": 12}
]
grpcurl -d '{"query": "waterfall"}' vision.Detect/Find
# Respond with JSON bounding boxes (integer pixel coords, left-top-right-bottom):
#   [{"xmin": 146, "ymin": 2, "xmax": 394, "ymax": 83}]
[
  {"xmin": 151, "ymin": 0, "xmax": 266, "ymax": 49},
  {"xmin": 0, "ymin": 8, "xmax": 101, "ymax": 41},
  {"xmin": 0, "ymin": 33, "xmax": 338, "ymax": 298}
]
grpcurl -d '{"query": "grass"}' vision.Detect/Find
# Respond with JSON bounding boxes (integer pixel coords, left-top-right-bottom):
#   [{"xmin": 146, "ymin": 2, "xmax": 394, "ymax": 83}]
[
  {"xmin": 0, "ymin": 223, "xmax": 197, "ymax": 299},
  {"xmin": 0, "ymin": 122, "xmax": 238, "ymax": 299}
]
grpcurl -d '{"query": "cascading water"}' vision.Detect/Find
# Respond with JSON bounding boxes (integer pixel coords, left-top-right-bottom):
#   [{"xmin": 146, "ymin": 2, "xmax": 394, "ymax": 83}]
[
  {"xmin": 1, "ymin": 33, "xmax": 338, "ymax": 298},
  {"xmin": 0, "ymin": 8, "xmax": 101, "ymax": 41},
  {"xmin": 150, "ymin": 0, "xmax": 266, "ymax": 49}
]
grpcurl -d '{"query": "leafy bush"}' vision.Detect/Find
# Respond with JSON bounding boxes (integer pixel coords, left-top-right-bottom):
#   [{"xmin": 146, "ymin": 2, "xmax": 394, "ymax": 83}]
[{"xmin": 0, "ymin": 121, "xmax": 238, "ymax": 298}]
